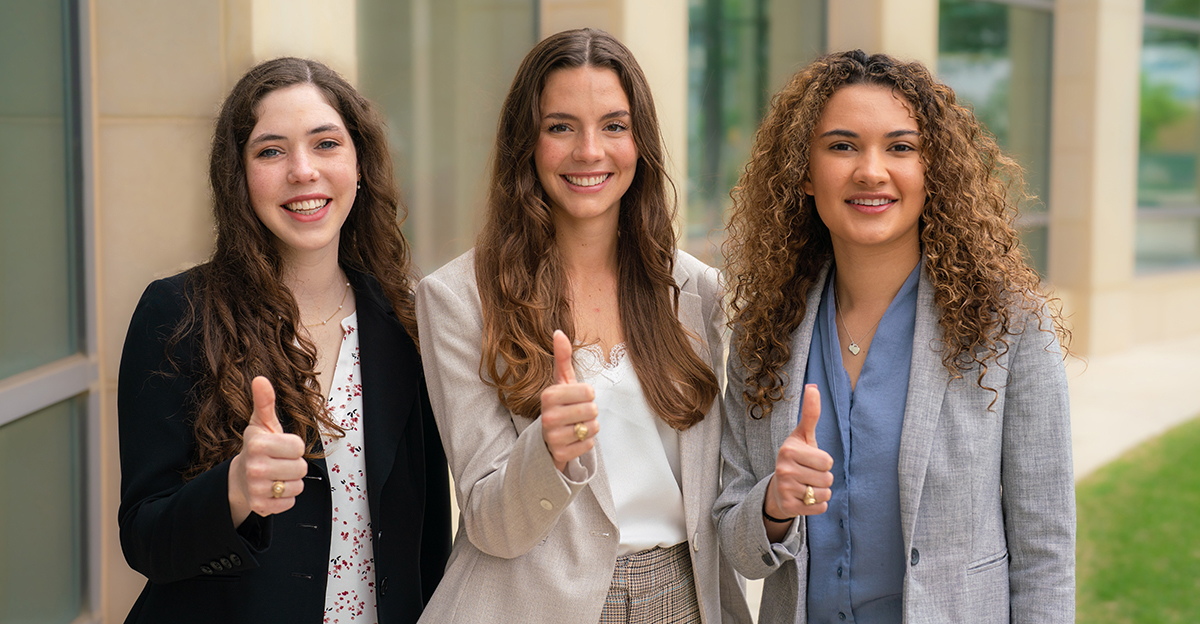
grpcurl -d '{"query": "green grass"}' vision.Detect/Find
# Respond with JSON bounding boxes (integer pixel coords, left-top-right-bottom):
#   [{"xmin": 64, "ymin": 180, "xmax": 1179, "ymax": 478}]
[{"xmin": 1076, "ymin": 415, "xmax": 1200, "ymax": 623}]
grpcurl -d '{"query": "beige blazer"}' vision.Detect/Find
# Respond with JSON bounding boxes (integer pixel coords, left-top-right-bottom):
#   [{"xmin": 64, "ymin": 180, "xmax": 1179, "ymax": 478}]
[{"xmin": 416, "ymin": 249, "xmax": 751, "ymax": 624}]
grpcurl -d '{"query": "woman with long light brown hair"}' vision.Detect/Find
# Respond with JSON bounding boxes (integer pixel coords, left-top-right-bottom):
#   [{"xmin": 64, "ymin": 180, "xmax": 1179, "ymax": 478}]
[
  {"xmin": 416, "ymin": 28, "xmax": 750, "ymax": 624},
  {"xmin": 713, "ymin": 50, "xmax": 1074, "ymax": 623},
  {"xmin": 117, "ymin": 57, "xmax": 449, "ymax": 623}
]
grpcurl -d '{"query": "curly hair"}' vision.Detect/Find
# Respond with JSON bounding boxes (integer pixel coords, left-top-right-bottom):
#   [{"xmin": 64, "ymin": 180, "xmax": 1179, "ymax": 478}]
[
  {"xmin": 724, "ymin": 49, "xmax": 1068, "ymax": 419},
  {"xmin": 173, "ymin": 57, "xmax": 419, "ymax": 477},
  {"xmin": 474, "ymin": 29, "xmax": 717, "ymax": 429}
]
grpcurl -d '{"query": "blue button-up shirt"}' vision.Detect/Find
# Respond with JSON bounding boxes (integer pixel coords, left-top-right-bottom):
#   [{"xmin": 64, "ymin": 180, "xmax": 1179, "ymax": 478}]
[{"xmin": 803, "ymin": 262, "xmax": 920, "ymax": 623}]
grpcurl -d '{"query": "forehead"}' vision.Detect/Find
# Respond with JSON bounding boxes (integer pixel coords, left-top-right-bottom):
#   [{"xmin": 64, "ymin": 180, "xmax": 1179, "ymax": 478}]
[
  {"xmin": 814, "ymin": 83, "xmax": 917, "ymax": 132},
  {"xmin": 252, "ymin": 83, "xmax": 345, "ymax": 128},
  {"xmin": 539, "ymin": 66, "xmax": 629, "ymax": 111}
]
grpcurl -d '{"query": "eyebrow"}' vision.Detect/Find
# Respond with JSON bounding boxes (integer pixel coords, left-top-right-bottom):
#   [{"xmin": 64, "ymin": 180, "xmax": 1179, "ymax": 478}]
[
  {"xmin": 819, "ymin": 129, "xmax": 919, "ymax": 139},
  {"xmin": 543, "ymin": 110, "xmax": 631, "ymax": 122},
  {"xmin": 247, "ymin": 124, "xmax": 344, "ymax": 147}
]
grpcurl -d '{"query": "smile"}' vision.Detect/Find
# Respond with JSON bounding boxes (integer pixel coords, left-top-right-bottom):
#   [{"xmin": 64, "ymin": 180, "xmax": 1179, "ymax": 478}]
[
  {"xmin": 848, "ymin": 198, "xmax": 894, "ymax": 207},
  {"xmin": 563, "ymin": 173, "xmax": 611, "ymax": 187},
  {"xmin": 283, "ymin": 198, "xmax": 330, "ymax": 215}
]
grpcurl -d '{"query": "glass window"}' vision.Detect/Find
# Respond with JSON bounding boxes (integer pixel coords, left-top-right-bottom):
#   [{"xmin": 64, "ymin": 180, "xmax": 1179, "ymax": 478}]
[
  {"xmin": 0, "ymin": 0, "xmax": 83, "ymax": 381},
  {"xmin": 0, "ymin": 397, "xmax": 85, "ymax": 622},
  {"xmin": 937, "ymin": 0, "xmax": 1054, "ymax": 275},
  {"xmin": 357, "ymin": 0, "xmax": 537, "ymax": 273},
  {"xmin": 1138, "ymin": 11, "xmax": 1200, "ymax": 271},
  {"xmin": 686, "ymin": 0, "xmax": 826, "ymax": 263}
]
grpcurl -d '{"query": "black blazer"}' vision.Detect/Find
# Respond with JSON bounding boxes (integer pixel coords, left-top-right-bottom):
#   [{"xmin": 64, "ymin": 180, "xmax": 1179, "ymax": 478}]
[{"xmin": 117, "ymin": 269, "xmax": 451, "ymax": 623}]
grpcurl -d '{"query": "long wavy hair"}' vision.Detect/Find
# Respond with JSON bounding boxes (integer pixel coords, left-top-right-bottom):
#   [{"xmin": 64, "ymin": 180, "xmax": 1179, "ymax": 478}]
[
  {"xmin": 725, "ymin": 49, "xmax": 1069, "ymax": 419},
  {"xmin": 173, "ymin": 57, "xmax": 418, "ymax": 477},
  {"xmin": 475, "ymin": 29, "xmax": 717, "ymax": 429}
]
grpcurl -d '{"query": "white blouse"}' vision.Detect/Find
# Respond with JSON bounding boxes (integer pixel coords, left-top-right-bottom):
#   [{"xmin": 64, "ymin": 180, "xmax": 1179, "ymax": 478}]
[
  {"xmin": 320, "ymin": 313, "xmax": 378, "ymax": 623},
  {"xmin": 576, "ymin": 343, "xmax": 688, "ymax": 556}
]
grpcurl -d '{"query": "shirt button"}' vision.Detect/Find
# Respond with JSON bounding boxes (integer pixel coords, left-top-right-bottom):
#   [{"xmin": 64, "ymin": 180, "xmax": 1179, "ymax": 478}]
[
  {"xmin": 911, "ymin": 548, "xmax": 920, "ymax": 566},
  {"xmin": 839, "ymin": 519, "xmax": 844, "ymax": 528},
  {"xmin": 837, "ymin": 567, "xmax": 843, "ymax": 578},
  {"xmin": 539, "ymin": 499, "xmax": 553, "ymax": 510},
  {"xmin": 839, "ymin": 613, "xmax": 846, "ymax": 620}
]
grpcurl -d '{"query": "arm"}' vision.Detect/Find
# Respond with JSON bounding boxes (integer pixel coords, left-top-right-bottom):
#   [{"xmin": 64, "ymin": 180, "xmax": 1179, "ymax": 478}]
[
  {"xmin": 415, "ymin": 269, "xmax": 596, "ymax": 559},
  {"xmin": 1001, "ymin": 311, "xmax": 1075, "ymax": 623},
  {"xmin": 116, "ymin": 277, "xmax": 269, "ymax": 584}
]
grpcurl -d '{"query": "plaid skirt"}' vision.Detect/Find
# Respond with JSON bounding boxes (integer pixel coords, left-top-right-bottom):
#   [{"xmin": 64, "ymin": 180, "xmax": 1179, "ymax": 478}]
[{"xmin": 598, "ymin": 541, "xmax": 701, "ymax": 624}]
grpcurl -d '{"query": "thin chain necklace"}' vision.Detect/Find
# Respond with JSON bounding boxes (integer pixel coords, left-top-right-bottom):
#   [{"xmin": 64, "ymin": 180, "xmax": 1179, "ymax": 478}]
[
  {"xmin": 834, "ymin": 288, "xmax": 883, "ymax": 356},
  {"xmin": 304, "ymin": 281, "xmax": 351, "ymax": 328}
]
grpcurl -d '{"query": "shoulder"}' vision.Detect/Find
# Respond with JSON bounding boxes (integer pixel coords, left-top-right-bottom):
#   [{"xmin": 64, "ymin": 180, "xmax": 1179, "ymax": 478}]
[
  {"xmin": 673, "ymin": 249, "xmax": 721, "ymax": 296},
  {"xmin": 128, "ymin": 270, "xmax": 197, "ymax": 333},
  {"xmin": 418, "ymin": 248, "xmax": 480, "ymax": 300}
]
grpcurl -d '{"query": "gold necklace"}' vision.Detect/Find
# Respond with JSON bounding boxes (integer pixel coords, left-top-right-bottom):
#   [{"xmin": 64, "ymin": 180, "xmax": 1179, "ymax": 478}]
[
  {"xmin": 834, "ymin": 290, "xmax": 883, "ymax": 356},
  {"xmin": 304, "ymin": 281, "xmax": 351, "ymax": 328}
]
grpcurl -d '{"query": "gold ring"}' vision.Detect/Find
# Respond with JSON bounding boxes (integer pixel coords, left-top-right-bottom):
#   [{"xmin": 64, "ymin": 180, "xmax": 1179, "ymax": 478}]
[
  {"xmin": 803, "ymin": 485, "xmax": 816, "ymax": 506},
  {"xmin": 271, "ymin": 480, "xmax": 285, "ymax": 498},
  {"xmin": 574, "ymin": 422, "xmax": 589, "ymax": 441}
]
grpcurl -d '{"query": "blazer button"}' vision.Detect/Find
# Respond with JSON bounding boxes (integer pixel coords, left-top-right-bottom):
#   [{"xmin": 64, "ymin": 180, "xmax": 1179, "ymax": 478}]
[
  {"xmin": 539, "ymin": 499, "xmax": 553, "ymax": 510},
  {"xmin": 379, "ymin": 576, "xmax": 389, "ymax": 596},
  {"xmin": 220, "ymin": 557, "xmax": 232, "ymax": 569},
  {"xmin": 209, "ymin": 560, "xmax": 223, "ymax": 571},
  {"xmin": 761, "ymin": 552, "xmax": 773, "ymax": 566},
  {"xmin": 910, "ymin": 548, "xmax": 920, "ymax": 566},
  {"xmin": 376, "ymin": 530, "xmax": 384, "ymax": 544},
  {"xmin": 200, "ymin": 565, "xmax": 213, "ymax": 575},
  {"xmin": 229, "ymin": 554, "xmax": 242, "ymax": 566}
]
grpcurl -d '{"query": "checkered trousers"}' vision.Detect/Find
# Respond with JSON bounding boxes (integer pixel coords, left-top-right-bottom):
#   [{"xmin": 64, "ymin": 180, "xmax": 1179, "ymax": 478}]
[{"xmin": 598, "ymin": 541, "xmax": 701, "ymax": 624}]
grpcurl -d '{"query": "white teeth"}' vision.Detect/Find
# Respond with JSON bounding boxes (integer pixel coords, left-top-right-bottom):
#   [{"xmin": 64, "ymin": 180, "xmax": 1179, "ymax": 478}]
[
  {"xmin": 849, "ymin": 198, "xmax": 892, "ymax": 206},
  {"xmin": 284, "ymin": 198, "xmax": 327, "ymax": 214},
  {"xmin": 564, "ymin": 174, "xmax": 610, "ymax": 187}
]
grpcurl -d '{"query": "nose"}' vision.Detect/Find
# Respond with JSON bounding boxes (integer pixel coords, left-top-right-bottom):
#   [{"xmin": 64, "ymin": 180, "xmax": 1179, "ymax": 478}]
[
  {"xmin": 853, "ymin": 148, "xmax": 888, "ymax": 187},
  {"xmin": 287, "ymin": 151, "xmax": 319, "ymax": 184},
  {"xmin": 573, "ymin": 129, "xmax": 603, "ymax": 163}
]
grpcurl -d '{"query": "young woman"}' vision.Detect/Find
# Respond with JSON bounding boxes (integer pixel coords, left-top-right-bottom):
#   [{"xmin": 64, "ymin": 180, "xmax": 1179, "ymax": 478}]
[
  {"xmin": 117, "ymin": 57, "xmax": 450, "ymax": 624},
  {"xmin": 713, "ymin": 50, "xmax": 1075, "ymax": 623},
  {"xmin": 415, "ymin": 29, "xmax": 751, "ymax": 624}
]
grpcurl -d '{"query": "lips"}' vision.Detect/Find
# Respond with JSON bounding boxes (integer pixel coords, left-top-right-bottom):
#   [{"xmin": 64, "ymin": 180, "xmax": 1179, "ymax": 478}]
[
  {"xmin": 563, "ymin": 173, "xmax": 611, "ymax": 187},
  {"xmin": 283, "ymin": 198, "xmax": 330, "ymax": 215}
]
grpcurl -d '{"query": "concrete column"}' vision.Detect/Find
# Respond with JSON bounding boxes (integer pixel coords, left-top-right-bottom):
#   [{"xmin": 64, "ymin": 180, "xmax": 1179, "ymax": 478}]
[
  {"xmin": 1048, "ymin": 0, "xmax": 1142, "ymax": 355},
  {"xmin": 827, "ymin": 0, "xmax": 938, "ymax": 69},
  {"xmin": 540, "ymin": 0, "xmax": 690, "ymax": 228},
  {"xmin": 249, "ymin": 0, "xmax": 358, "ymax": 83}
]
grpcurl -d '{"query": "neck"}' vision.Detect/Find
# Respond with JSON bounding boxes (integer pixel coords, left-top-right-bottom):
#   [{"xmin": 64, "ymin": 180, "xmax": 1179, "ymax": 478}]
[
  {"xmin": 555, "ymin": 214, "xmax": 620, "ymax": 279},
  {"xmin": 831, "ymin": 241, "xmax": 920, "ymax": 312},
  {"xmin": 280, "ymin": 245, "xmax": 347, "ymax": 313}
]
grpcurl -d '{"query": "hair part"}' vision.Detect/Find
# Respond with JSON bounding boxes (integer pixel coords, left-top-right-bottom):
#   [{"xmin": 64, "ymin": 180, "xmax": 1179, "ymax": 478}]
[
  {"xmin": 175, "ymin": 56, "xmax": 418, "ymax": 477},
  {"xmin": 475, "ymin": 28, "xmax": 717, "ymax": 429},
  {"xmin": 724, "ymin": 49, "xmax": 1070, "ymax": 419}
]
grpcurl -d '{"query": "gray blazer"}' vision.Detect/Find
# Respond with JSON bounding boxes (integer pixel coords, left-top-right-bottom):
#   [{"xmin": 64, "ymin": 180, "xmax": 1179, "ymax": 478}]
[
  {"xmin": 416, "ymin": 249, "xmax": 751, "ymax": 624},
  {"xmin": 713, "ymin": 265, "xmax": 1075, "ymax": 624}
]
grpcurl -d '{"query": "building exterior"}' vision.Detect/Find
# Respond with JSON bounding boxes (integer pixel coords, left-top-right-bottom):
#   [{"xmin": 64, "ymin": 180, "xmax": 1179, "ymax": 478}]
[{"xmin": 0, "ymin": 0, "xmax": 1195, "ymax": 621}]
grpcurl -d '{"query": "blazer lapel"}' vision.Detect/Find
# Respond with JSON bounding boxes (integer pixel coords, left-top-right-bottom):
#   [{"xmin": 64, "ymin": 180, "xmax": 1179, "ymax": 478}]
[
  {"xmin": 675, "ymin": 271, "xmax": 705, "ymax": 537},
  {"xmin": 897, "ymin": 268, "xmax": 948, "ymax": 547},
  {"xmin": 772, "ymin": 263, "xmax": 831, "ymax": 452}
]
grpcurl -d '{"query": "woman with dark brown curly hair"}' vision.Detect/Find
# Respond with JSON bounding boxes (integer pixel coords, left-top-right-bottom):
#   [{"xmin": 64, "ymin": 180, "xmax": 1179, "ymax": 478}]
[
  {"xmin": 117, "ymin": 57, "xmax": 450, "ymax": 623},
  {"xmin": 415, "ymin": 29, "xmax": 750, "ymax": 624},
  {"xmin": 712, "ymin": 50, "xmax": 1074, "ymax": 623}
]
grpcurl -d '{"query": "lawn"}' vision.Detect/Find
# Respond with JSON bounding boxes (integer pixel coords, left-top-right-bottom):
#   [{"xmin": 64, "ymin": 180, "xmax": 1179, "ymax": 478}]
[{"xmin": 1076, "ymin": 415, "xmax": 1200, "ymax": 623}]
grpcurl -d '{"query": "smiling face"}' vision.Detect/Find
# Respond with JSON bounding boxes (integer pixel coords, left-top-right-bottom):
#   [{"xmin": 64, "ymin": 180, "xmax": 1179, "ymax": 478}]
[
  {"xmin": 534, "ymin": 66, "xmax": 639, "ymax": 231},
  {"xmin": 804, "ymin": 83, "xmax": 926, "ymax": 258},
  {"xmin": 244, "ymin": 83, "xmax": 358, "ymax": 264}
]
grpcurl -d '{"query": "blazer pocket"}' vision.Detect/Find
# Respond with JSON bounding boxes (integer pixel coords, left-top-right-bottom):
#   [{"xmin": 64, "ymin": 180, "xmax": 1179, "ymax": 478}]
[{"xmin": 966, "ymin": 548, "xmax": 1009, "ymax": 574}]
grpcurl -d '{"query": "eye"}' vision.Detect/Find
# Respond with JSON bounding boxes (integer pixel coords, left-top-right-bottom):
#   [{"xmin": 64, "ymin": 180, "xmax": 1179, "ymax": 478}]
[
  {"xmin": 316, "ymin": 139, "xmax": 340, "ymax": 150},
  {"xmin": 829, "ymin": 142, "xmax": 854, "ymax": 152},
  {"xmin": 547, "ymin": 122, "xmax": 570, "ymax": 133},
  {"xmin": 256, "ymin": 147, "xmax": 282, "ymax": 158},
  {"xmin": 604, "ymin": 121, "xmax": 629, "ymax": 133},
  {"xmin": 891, "ymin": 143, "xmax": 918, "ymax": 153}
]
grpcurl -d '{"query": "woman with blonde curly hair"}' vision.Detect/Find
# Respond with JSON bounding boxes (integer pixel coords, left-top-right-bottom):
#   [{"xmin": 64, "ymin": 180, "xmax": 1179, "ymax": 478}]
[
  {"xmin": 416, "ymin": 28, "xmax": 750, "ymax": 623},
  {"xmin": 713, "ymin": 50, "xmax": 1074, "ymax": 623}
]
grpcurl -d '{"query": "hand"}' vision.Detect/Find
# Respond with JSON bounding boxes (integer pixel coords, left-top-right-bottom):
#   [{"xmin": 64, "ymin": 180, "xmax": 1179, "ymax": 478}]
[
  {"xmin": 540, "ymin": 330, "xmax": 599, "ymax": 473},
  {"xmin": 764, "ymin": 384, "xmax": 834, "ymax": 525},
  {"xmin": 228, "ymin": 376, "xmax": 309, "ymax": 527}
]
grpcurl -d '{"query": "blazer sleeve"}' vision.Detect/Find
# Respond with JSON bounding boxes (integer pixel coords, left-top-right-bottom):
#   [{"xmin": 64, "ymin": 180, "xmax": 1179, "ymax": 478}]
[
  {"xmin": 117, "ymin": 277, "xmax": 269, "ymax": 584},
  {"xmin": 415, "ymin": 267, "xmax": 597, "ymax": 560},
  {"xmin": 418, "ymin": 378, "xmax": 453, "ymax": 604},
  {"xmin": 1001, "ymin": 310, "xmax": 1076, "ymax": 623}
]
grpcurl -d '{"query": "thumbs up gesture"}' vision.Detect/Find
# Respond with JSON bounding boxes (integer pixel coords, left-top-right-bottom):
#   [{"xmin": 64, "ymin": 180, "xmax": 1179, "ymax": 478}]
[
  {"xmin": 764, "ymin": 384, "xmax": 834, "ymax": 526},
  {"xmin": 540, "ymin": 330, "xmax": 600, "ymax": 473},
  {"xmin": 228, "ymin": 376, "xmax": 309, "ymax": 527}
]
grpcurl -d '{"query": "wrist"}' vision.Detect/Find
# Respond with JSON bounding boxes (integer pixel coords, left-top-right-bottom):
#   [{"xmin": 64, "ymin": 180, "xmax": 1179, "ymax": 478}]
[{"xmin": 762, "ymin": 499, "xmax": 794, "ymax": 524}]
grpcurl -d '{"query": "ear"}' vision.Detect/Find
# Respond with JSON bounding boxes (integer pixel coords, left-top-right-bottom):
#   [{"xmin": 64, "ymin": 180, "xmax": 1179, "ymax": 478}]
[{"xmin": 802, "ymin": 177, "xmax": 813, "ymax": 196}]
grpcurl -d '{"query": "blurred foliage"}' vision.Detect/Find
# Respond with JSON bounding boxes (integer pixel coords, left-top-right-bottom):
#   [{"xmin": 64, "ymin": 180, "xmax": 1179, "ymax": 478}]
[
  {"xmin": 1146, "ymin": 0, "xmax": 1200, "ymax": 18},
  {"xmin": 938, "ymin": 0, "xmax": 1007, "ymax": 53},
  {"xmin": 1140, "ymin": 75, "xmax": 1191, "ymax": 149}
]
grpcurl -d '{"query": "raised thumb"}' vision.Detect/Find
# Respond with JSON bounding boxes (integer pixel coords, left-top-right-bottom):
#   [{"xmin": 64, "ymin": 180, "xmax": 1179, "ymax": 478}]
[
  {"xmin": 792, "ymin": 383, "xmax": 821, "ymax": 448},
  {"xmin": 249, "ymin": 376, "xmax": 282, "ymax": 434},
  {"xmin": 552, "ymin": 330, "xmax": 576, "ymax": 385}
]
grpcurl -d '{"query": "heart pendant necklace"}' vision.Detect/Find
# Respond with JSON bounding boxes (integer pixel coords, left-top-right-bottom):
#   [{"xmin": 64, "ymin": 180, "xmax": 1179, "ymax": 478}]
[{"xmin": 835, "ymin": 289, "xmax": 883, "ymax": 357}]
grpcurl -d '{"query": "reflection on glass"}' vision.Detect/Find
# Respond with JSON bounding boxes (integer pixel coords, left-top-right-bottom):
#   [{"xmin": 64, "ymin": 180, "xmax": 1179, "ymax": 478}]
[
  {"xmin": 686, "ymin": 0, "xmax": 825, "ymax": 263},
  {"xmin": 1138, "ymin": 23, "xmax": 1200, "ymax": 270},
  {"xmin": 0, "ymin": 0, "xmax": 82, "ymax": 381},
  {"xmin": 937, "ymin": 0, "xmax": 1053, "ymax": 275},
  {"xmin": 0, "ymin": 396, "xmax": 84, "ymax": 622},
  {"xmin": 357, "ymin": 0, "xmax": 537, "ymax": 272}
]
